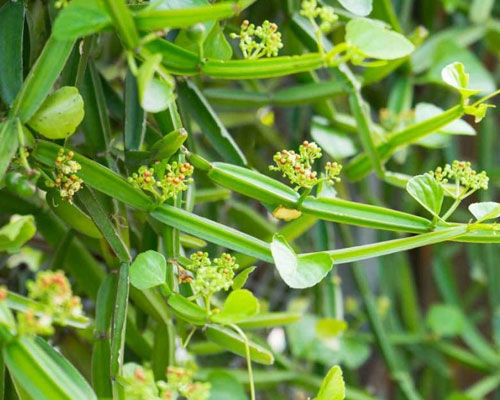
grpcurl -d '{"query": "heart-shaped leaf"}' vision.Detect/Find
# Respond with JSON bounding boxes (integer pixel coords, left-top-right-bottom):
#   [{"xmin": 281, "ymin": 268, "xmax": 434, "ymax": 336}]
[
  {"xmin": 270, "ymin": 234, "xmax": 334, "ymax": 289},
  {"xmin": 0, "ymin": 215, "xmax": 36, "ymax": 253},
  {"xmin": 129, "ymin": 250, "xmax": 166, "ymax": 290},
  {"xmin": 346, "ymin": 18, "xmax": 414, "ymax": 60},
  {"xmin": 137, "ymin": 54, "xmax": 175, "ymax": 113},
  {"xmin": 314, "ymin": 365, "xmax": 345, "ymax": 400},
  {"xmin": 338, "ymin": 0, "xmax": 372, "ymax": 16},
  {"xmin": 212, "ymin": 289, "xmax": 259, "ymax": 324},
  {"xmin": 441, "ymin": 62, "xmax": 481, "ymax": 99},
  {"xmin": 406, "ymin": 174, "xmax": 444, "ymax": 218},
  {"xmin": 28, "ymin": 86, "xmax": 84, "ymax": 139},
  {"xmin": 468, "ymin": 202, "xmax": 500, "ymax": 222}
]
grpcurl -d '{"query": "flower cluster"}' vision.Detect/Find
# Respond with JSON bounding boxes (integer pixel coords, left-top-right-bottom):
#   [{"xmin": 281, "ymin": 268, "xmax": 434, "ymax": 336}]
[
  {"xmin": 270, "ymin": 141, "xmax": 341, "ymax": 190},
  {"xmin": 184, "ymin": 252, "xmax": 238, "ymax": 299},
  {"xmin": 121, "ymin": 363, "xmax": 210, "ymax": 400},
  {"xmin": 5, "ymin": 271, "xmax": 83, "ymax": 336},
  {"xmin": 300, "ymin": 0, "xmax": 338, "ymax": 34},
  {"xmin": 160, "ymin": 367, "xmax": 210, "ymax": 400},
  {"xmin": 128, "ymin": 161, "xmax": 194, "ymax": 203},
  {"xmin": 230, "ymin": 20, "xmax": 283, "ymax": 59},
  {"xmin": 430, "ymin": 160, "xmax": 489, "ymax": 199},
  {"xmin": 49, "ymin": 149, "xmax": 83, "ymax": 203}
]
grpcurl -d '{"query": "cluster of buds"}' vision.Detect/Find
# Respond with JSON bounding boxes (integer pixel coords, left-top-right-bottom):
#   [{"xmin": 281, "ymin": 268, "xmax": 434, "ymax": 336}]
[
  {"xmin": 160, "ymin": 367, "xmax": 210, "ymax": 400},
  {"xmin": 300, "ymin": 0, "xmax": 338, "ymax": 33},
  {"xmin": 48, "ymin": 148, "xmax": 83, "ymax": 203},
  {"xmin": 230, "ymin": 20, "xmax": 283, "ymax": 59},
  {"xmin": 184, "ymin": 252, "xmax": 238, "ymax": 299},
  {"xmin": 270, "ymin": 141, "xmax": 341, "ymax": 190},
  {"xmin": 122, "ymin": 364, "xmax": 162, "ymax": 400},
  {"xmin": 17, "ymin": 271, "xmax": 82, "ymax": 336},
  {"xmin": 128, "ymin": 161, "xmax": 194, "ymax": 203},
  {"xmin": 430, "ymin": 160, "xmax": 489, "ymax": 198},
  {"xmin": 121, "ymin": 363, "xmax": 210, "ymax": 400},
  {"xmin": 325, "ymin": 161, "xmax": 342, "ymax": 186}
]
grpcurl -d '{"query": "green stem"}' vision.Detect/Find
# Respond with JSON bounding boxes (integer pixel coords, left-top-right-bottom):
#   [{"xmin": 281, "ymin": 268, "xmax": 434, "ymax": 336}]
[
  {"xmin": 229, "ymin": 323, "xmax": 255, "ymax": 400},
  {"xmin": 339, "ymin": 225, "xmax": 422, "ymax": 400},
  {"xmin": 441, "ymin": 198, "xmax": 462, "ymax": 221}
]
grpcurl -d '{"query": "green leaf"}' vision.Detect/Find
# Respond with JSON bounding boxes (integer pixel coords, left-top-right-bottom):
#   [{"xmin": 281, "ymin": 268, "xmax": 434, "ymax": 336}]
[
  {"xmin": 270, "ymin": 234, "xmax": 334, "ymax": 289},
  {"xmin": 46, "ymin": 190, "xmax": 102, "ymax": 239},
  {"xmin": 205, "ymin": 325, "xmax": 274, "ymax": 365},
  {"xmin": 0, "ymin": 120, "xmax": 19, "ymax": 182},
  {"xmin": 0, "ymin": 1, "xmax": 24, "ymax": 106},
  {"xmin": 346, "ymin": 18, "xmax": 415, "ymax": 60},
  {"xmin": 406, "ymin": 173, "xmax": 444, "ymax": 218},
  {"xmin": 52, "ymin": 0, "xmax": 110, "ymax": 40},
  {"xmin": 311, "ymin": 117, "xmax": 357, "ymax": 159},
  {"xmin": 441, "ymin": 62, "xmax": 481, "ymax": 99},
  {"xmin": 137, "ymin": 55, "xmax": 175, "ymax": 113},
  {"xmin": 426, "ymin": 304, "xmax": 465, "ymax": 337},
  {"xmin": 0, "ymin": 215, "xmax": 36, "ymax": 254},
  {"xmin": 232, "ymin": 267, "xmax": 256, "ymax": 290},
  {"xmin": 4, "ymin": 337, "xmax": 97, "ymax": 400},
  {"xmin": 177, "ymin": 80, "xmax": 247, "ymax": 166},
  {"xmin": 130, "ymin": 250, "xmax": 166, "ymax": 290},
  {"xmin": 27, "ymin": 86, "xmax": 84, "ymax": 139},
  {"xmin": 316, "ymin": 318, "xmax": 348, "ymax": 339},
  {"xmin": 338, "ymin": 0, "xmax": 372, "ymax": 16},
  {"xmin": 314, "ymin": 366, "xmax": 345, "ymax": 400},
  {"xmin": 212, "ymin": 289, "xmax": 260, "ymax": 324},
  {"xmin": 10, "ymin": 36, "xmax": 75, "ymax": 122},
  {"xmin": 468, "ymin": 202, "xmax": 500, "ymax": 223}
]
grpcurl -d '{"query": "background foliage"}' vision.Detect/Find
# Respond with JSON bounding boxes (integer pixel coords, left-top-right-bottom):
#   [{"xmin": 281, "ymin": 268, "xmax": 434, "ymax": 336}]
[{"xmin": 1, "ymin": 0, "xmax": 500, "ymax": 399}]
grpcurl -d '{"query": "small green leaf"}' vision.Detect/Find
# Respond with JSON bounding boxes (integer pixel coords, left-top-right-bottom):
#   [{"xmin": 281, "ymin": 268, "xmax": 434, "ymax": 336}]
[
  {"xmin": 316, "ymin": 318, "xmax": 348, "ymax": 339},
  {"xmin": 28, "ymin": 87, "xmax": 84, "ymax": 139},
  {"xmin": 232, "ymin": 267, "xmax": 256, "ymax": 290},
  {"xmin": 52, "ymin": 0, "xmax": 111, "ymax": 40},
  {"xmin": 314, "ymin": 365, "xmax": 345, "ymax": 400},
  {"xmin": 346, "ymin": 18, "xmax": 415, "ymax": 60},
  {"xmin": 212, "ymin": 289, "xmax": 260, "ymax": 324},
  {"xmin": 0, "ymin": 215, "xmax": 36, "ymax": 254},
  {"xmin": 469, "ymin": 202, "xmax": 500, "ymax": 223},
  {"xmin": 441, "ymin": 62, "xmax": 481, "ymax": 99},
  {"xmin": 406, "ymin": 174, "xmax": 444, "ymax": 218},
  {"xmin": 129, "ymin": 250, "xmax": 166, "ymax": 290},
  {"xmin": 426, "ymin": 304, "xmax": 465, "ymax": 337},
  {"xmin": 270, "ymin": 234, "xmax": 334, "ymax": 289},
  {"xmin": 338, "ymin": 0, "xmax": 372, "ymax": 16},
  {"xmin": 137, "ymin": 55, "xmax": 175, "ymax": 113}
]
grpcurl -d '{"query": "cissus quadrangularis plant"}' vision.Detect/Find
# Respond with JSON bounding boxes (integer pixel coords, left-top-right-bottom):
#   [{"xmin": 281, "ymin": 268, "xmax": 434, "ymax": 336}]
[{"xmin": 1, "ymin": 0, "xmax": 500, "ymax": 399}]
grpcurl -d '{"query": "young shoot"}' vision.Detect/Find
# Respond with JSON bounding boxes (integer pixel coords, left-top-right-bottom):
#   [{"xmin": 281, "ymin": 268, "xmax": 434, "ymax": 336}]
[
  {"xmin": 269, "ymin": 141, "xmax": 342, "ymax": 192},
  {"xmin": 46, "ymin": 148, "xmax": 83, "ymax": 203},
  {"xmin": 300, "ymin": 0, "xmax": 338, "ymax": 56},
  {"xmin": 128, "ymin": 160, "xmax": 194, "ymax": 204},
  {"xmin": 182, "ymin": 251, "xmax": 238, "ymax": 313},
  {"xmin": 230, "ymin": 20, "xmax": 283, "ymax": 59},
  {"xmin": 431, "ymin": 160, "xmax": 489, "ymax": 220}
]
